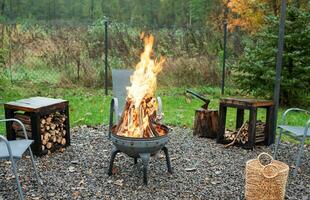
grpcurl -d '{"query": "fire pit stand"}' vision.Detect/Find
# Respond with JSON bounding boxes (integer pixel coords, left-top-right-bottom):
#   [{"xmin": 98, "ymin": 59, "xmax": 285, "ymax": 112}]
[{"xmin": 107, "ymin": 98, "xmax": 173, "ymax": 185}]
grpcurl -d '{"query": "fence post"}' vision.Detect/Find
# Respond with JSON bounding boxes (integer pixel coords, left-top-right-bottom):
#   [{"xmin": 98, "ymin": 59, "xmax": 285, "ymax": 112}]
[
  {"xmin": 272, "ymin": 0, "xmax": 287, "ymax": 143},
  {"xmin": 104, "ymin": 20, "xmax": 108, "ymax": 95},
  {"xmin": 9, "ymin": 26, "xmax": 13, "ymax": 84},
  {"xmin": 221, "ymin": 0, "xmax": 229, "ymax": 95}
]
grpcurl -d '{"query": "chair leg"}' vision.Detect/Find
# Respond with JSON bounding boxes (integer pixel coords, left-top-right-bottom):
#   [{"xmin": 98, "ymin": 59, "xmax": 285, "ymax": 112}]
[
  {"xmin": 273, "ymin": 128, "xmax": 283, "ymax": 159},
  {"xmin": 293, "ymin": 137, "xmax": 306, "ymax": 177},
  {"xmin": 28, "ymin": 148, "xmax": 43, "ymax": 185},
  {"xmin": 10, "ymin": 159, "xmax": 24, "ymax": 200}
]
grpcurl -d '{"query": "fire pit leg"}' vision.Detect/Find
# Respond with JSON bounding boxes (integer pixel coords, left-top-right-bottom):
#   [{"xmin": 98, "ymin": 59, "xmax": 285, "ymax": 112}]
[
  {"xmin": 139, "ymin": 153, "xmax": 150, "ymax": 185},
  {"xmin": 162, "ymin": 146, "xmax": 173, "ymax": 173},
  {"xmin": 134, "ymin": 158, "xmax": 138, "ymax": 164},
  {"xmin": 108, "ymin": 146, "xmax": 120, "ymax": 176}
]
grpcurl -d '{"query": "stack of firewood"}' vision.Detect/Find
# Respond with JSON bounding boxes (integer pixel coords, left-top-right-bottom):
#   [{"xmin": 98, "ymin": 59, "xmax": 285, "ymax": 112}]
[
  {"xmin": 12, "ymin": 114, "xmax": 32, "ymax": 138},
  {"xmin": 224, "ymin": 121, "xmax": 266, "ymax": 147},
  {"xmin": 13, "ymin": 112, "xmax": 67, "ymax": 152},
  {"xmin": 40, "ymin": 112, "xmax": 67, "ymax": 151}
]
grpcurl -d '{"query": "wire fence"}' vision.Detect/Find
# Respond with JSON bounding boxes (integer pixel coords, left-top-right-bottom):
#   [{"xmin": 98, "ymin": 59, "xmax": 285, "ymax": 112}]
[{"xmin": 0, "ymin": 18, "xmax": 238, "ymax": 90}]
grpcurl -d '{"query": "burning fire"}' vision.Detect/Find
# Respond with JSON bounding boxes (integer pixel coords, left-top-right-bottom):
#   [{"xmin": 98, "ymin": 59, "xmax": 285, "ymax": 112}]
[{"xmin": 115, "ymin": 34, "xmax": 166, "ymax": 138}]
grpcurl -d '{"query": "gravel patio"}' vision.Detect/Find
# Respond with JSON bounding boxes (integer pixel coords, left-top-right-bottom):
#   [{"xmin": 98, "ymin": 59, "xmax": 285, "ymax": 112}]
[{"xmin": 0, "ymin": 125, "xmax": 309, "ymax": 200}]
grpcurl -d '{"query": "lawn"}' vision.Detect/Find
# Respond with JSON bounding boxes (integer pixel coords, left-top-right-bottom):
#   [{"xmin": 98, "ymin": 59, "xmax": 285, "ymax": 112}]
[{"xmin": 0, "ymin": 84, "xmax": 309, "ymax": 144}]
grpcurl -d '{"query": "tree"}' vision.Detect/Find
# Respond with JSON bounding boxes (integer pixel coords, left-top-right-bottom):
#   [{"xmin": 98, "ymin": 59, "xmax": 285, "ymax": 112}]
[
  {"xmin": 234, "ymin": 5, "xmax": 310, "ymax": 105},
  {"xmin": 189, "ymin": 0, "xmax": 209, "ymax": 26},
  {"xmin": 227, "ymin": 0, "xmax": 270, "ymax": 33},
  {"xmin": 0, "ymin": 0, "xmax": 5, "ymax": 16}
]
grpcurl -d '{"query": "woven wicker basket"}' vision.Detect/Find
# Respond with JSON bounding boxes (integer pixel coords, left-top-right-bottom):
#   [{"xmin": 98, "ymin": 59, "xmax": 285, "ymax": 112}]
[{"xmin": 245, "ymin": 153, "xmax": 289, "ymax": 200}]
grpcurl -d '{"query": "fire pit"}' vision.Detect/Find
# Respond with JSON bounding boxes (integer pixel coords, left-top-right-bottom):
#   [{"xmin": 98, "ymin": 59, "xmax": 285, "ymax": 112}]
[
  {"xmin": 107, "ymin": 34, "xmax": 172, "ymax": 185},
  {"xmin": 108, "ymin": 125, "xmax": 172, "ymax": 185},
  {"xmin": 110, "ymin": 125, "xmax": 169, "ymax": 158}
]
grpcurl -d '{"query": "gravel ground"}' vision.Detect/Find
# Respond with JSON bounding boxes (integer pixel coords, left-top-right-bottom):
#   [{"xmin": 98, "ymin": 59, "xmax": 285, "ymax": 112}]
[{"xmin": 0, "ymin": 125, "xmax": 309, "ymax": 200}]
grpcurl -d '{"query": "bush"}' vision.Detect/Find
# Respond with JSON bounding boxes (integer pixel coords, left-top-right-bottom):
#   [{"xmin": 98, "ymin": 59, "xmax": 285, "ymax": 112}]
[{"xmin": 1, "ymin": 20, "xmax": 223, "ymax": 89}]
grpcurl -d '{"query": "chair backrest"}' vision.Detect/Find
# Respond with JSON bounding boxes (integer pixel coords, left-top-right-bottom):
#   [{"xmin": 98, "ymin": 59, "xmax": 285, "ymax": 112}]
[{"xmin": 112, "ymin": 69, "xmax": 133, "ymax": 115}]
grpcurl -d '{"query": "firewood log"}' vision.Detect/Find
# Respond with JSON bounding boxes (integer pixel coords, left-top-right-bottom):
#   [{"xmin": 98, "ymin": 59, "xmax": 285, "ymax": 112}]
[
  {"xmin": 41, "ymin": 118, "xmax": 46, "ymax": 125},
  {"xmin": 46, "ymin": 142, "xmax": 52, "ymax": 149},
  {"xmin": 42, "ymin": 139, "xmax": 47, "ymax": 145},
  {"xmin": 62, "ymin": 130, "xmax": 66, "ymax": 137},
  {"xmin": 53, "ymin": 136, "xmax": 57, "ymax": 143},
  {"xmin": 14, "ymin": 114, "xmax": 31, "ymax": 124},
  {"xmin": 43, "ymin": 132, "xmax": 50, "ymax": 140},
  {"xmin": 12, "ymin": 122, "xmax": 32, "ymax": 131},
  {"xmin": 50, "ymin": 124, "xmax": 56, "ymax": 130},
  {"xmin": 61, "ymin": 138, "xmax": 66, "ymax": 145},
  {"xmin": 57, "ymin": 137, "xmax": 62, "ymax": 144},
  {"xmin": 46, "ymin": 117, "xmax": 52, "ymax": 124},
  {"xmin": 50, "ymin": 130, "xmax": 55, "ymax": 136},
  {"xmin": 15, "ymin": 130, "xmax": 32, "ymax": 138}
]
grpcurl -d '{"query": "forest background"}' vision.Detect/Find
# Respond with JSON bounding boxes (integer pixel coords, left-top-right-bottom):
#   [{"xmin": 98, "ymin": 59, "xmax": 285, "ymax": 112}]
[{"xmin": 0, "ymin": 0, "xmax": 309, "ymax": 130}]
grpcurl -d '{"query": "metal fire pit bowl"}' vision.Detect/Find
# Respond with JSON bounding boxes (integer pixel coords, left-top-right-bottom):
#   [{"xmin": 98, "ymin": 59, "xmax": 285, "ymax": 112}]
[
  {"xmin": 108, "ymin": 98, "xmax": 173, "ymax": 185},
  {"xmin": 108, "ymin": 128, "xmax": 172, "ymax": 185},
  {"xmin": 110, "ymin": 133, "xmax": 169, "ymax": 158}
]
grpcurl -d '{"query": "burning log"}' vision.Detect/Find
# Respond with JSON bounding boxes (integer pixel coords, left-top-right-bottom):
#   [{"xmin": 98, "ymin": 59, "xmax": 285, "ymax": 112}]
[
  {"xmin": 114, "ymin": 34, "xmax": 166, "ymax": 138},
  {"xmin": 116, "ymin": 97, "xmax": 164, "ymax": 138},
  {"xmin": 224, "ymin": 121, "xmax": 266, "ymax": 147}
]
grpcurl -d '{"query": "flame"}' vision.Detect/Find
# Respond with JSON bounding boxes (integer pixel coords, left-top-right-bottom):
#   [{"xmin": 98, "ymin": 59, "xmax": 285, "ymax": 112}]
[{"xmin": 115, "ymin": 34, "xmax": 166, "ymax": 138}]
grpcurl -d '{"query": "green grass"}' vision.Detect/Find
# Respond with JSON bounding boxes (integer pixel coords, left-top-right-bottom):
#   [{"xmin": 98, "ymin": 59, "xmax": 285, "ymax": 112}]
[{"xmin": 0, "ymin": 83, "xmax": 309, "ymax": 144}]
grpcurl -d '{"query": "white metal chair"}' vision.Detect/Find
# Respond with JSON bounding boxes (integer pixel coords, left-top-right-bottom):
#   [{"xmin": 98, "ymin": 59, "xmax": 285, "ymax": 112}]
[
  {"xmin": 0, "ymin": 119, "xmax": 42, "ymax": 200},
  {"xmin": 273, "ymin": 108, "xmax": 310, "ymax": 176}
]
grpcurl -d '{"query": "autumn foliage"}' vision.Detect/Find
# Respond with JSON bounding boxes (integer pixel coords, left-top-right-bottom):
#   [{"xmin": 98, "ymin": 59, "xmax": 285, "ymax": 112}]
[{"xmin": 226, "ymin": 0, "xmax": 271, "ymax": 33}]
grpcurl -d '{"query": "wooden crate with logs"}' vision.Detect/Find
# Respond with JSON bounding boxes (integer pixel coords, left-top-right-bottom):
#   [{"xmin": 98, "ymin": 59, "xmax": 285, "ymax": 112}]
[
  {"xmin": 186, "ymin": 90, "xmax": 219, "ymax": 138},
  {"xmin": 4, "ymin": 97, "xmax": 70, "ymax": 156},
  {"xmin": 12, "ymin": 112, "xmax": 68, "ymax": 153},
  {"xmin": 217, "ymin": 98, "xmax": 274, "ymax": 149}
]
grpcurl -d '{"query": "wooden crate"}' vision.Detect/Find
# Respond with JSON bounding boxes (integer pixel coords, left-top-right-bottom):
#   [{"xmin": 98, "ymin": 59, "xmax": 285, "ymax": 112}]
[{"xmin": 4, "ymin": 97, "xmax": 70, "ymax": 156}]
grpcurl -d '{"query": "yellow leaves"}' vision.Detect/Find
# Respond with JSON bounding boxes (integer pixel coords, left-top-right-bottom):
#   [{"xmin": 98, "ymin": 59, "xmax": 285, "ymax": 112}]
[{"xmin": 226, "ymin": 0, "xmax": 269, "ymax": 33}]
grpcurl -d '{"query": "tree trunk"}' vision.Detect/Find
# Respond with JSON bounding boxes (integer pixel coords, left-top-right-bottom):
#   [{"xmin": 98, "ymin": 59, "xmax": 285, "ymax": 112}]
[
  {"xmin": 90, "ymin": 0, "xmax": 94, "ymax": 20},
  {"xmin": 0, "ymin": 0, "xmax": 5, "ymax": 16},
  {"xmin": 77, "ymin": 58, "xmax": 80, "ymax": 81},
  {"xmin": 272, "ymin": 0, "xmax": 278, "ymax": 16},
  {"xmin": 193, "ymin": 108, "xmax": 219, "ymax": 138}
]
